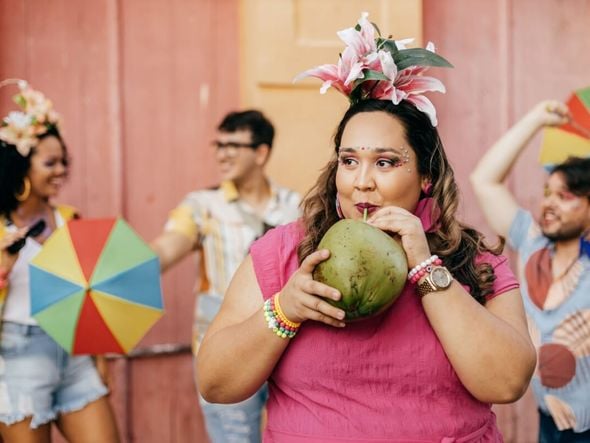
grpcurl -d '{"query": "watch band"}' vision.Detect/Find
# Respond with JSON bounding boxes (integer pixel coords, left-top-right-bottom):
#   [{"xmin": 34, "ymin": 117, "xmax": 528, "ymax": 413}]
[
  {"xmin": 416, "ymin": 278, "xmax": 436, "ymax": 298},
  {"xmin": 416, "ymin": 266, "xmax": 453, "ymax": 298}
]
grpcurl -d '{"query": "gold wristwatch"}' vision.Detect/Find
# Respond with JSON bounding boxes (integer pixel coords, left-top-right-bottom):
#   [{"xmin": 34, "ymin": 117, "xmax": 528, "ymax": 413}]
[{"xmin": 416, "ymin": 266, "xmax": 453, "ymax": 297}]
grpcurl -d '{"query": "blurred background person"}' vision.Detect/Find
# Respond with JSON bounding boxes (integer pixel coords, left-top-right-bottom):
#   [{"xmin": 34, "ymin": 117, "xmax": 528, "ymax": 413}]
[
  {"xmin": 151, "ymin": 110, "xmax": 300, "ymax": 442},
  {"xmin": 470, "ymin": 101, "xmax": 590, "ymax": 442},
  {"xmin": 0, "ymin": 79, "xmax": 119, "ymax": 442}
]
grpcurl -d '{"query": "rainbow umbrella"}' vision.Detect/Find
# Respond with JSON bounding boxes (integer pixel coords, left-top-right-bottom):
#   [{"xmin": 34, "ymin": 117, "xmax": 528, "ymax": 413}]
[
  {"xmin": 539, "ymin": 86, "xmax": 590, "ymax": 169},
  {"xmin": 29, "ymin": 218, "xmax": 164, "ymax": 355}
]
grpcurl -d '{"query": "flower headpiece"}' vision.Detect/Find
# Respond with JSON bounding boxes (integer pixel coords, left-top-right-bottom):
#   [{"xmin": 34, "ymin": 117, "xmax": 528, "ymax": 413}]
[
  {"xmin": 294, "ymin": 12, "xmax": 453, "ymax": 126},
  {"xmin": 0, "ymin": 79, "xmax": 60, "ymax": 157}
]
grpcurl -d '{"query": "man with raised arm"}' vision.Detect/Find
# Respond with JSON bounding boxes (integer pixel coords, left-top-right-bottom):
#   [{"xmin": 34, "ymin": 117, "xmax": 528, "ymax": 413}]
[{"xmin": 470, "ymin": 101, "xmax": 590, "ymax": 442}]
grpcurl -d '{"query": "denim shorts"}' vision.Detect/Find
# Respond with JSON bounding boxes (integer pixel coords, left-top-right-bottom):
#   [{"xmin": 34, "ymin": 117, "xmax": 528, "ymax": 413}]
[
  {"xmin": 0, "ymin": 322, "xmax": 109, "ymax": 428},
  {"xmin": 194, "ymin": 295, "xmax": 269, "ymax": 442}
]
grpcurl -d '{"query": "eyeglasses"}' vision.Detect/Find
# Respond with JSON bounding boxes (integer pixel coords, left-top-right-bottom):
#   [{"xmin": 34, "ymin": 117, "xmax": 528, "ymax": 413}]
[{"xmin": 211, "ymin": 141, "xmax": 260, "ymax": 156}]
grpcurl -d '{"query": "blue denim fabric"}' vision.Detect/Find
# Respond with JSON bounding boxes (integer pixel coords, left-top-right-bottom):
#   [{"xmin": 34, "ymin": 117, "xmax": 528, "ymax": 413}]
[
  {"xmin": 195, "ymin": 295, "xmax": 268, "ymax": 442},
  {"xmin": 0, "ymin": 322, "xmax": 108, "ymax": 428},
  {"xmin": 199, "ymin": 384, "xmax": 268, "ymax": 443},
  {"xmin": 539, "ymin": 410, "xmax": 590, "ymax": 443}
]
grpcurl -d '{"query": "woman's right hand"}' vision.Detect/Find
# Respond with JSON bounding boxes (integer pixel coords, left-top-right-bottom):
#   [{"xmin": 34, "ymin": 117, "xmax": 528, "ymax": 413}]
[
  {"xmin": 530, "ymin": 100, "xmax": 570, "ymax": 128},
  {"xmin": 278, "ymin": 249, "xmax": 346, "ymax": 328}
]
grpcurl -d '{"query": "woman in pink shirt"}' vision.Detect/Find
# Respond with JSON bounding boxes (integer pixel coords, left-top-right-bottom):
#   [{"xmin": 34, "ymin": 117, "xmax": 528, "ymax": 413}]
[{"xmin": 197, "ymin": 14, "xmax": 536, "ymax": 442}]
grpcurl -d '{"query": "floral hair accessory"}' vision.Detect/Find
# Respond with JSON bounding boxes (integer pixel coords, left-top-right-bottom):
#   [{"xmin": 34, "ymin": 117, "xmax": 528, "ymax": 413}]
[
  {"xmin": 294, "ymin": 12, "xmax": 453, "ymax": 126},
  {"xmin": 0, "ymin": 78, "xmax": 60, "ymax": 157}
]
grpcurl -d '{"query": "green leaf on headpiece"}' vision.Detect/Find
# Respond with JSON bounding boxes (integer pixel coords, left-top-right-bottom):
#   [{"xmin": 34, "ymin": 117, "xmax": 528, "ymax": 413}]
[
  {"xmin": 13, "ymin": 94, "xmax": 26, "ymax": 109},
  {"xmin": 355, "ymin": 24, "xmax": 361, "ymax": 31},
  {"xmin": 376, "ymin": 38, "xmax": 399, "ymax": 55},
  {"xmin": 348, "ymin": 70, "xmax": 389, "ymax": 104},
  {"xmin": 393, "ymin": 48, "xmax": 454, "ymax": 71},
  {"xmin": 361, "ymin": 70, "xmax": 390, "ymax": 82}
]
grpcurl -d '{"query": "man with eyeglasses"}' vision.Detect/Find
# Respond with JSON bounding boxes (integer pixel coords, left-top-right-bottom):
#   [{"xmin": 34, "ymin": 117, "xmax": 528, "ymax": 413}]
[{"xmin": 151, "ymin": 110, "xmax": 300, "ymax": 442}]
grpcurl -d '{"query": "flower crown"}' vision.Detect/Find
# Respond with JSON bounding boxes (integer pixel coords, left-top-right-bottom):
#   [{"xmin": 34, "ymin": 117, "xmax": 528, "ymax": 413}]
[
  {"xmin": 0, "ymin": 79, "xmax": 60, "ymax": 157},
  {"xmin": 294, "ymin": 12, "xmax": 453, "ymax": 126}
]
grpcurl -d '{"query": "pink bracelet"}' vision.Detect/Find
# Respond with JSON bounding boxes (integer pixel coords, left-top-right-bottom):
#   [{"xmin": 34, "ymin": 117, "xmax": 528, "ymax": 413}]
[{"xmin": 408, "ymin": 255, "xmax": 442, "ymax": 283}]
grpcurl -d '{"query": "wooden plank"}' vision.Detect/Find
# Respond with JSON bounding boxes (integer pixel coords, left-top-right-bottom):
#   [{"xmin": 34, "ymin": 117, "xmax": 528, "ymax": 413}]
[{"xmin": 128, "ymin": 355, "xmax": 208, "ymax": 443}]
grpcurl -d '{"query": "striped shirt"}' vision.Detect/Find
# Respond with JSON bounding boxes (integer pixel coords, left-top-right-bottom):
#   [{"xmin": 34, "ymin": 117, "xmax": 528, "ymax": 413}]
[{"xmin": 165, "ymin": 180, "xmax": 301, "ymax": 344}]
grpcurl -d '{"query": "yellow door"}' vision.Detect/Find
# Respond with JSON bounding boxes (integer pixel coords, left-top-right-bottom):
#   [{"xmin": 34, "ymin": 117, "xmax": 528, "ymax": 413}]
[{"xmin": 239, "ymin": 0, "xmax": 422, "ymax": 194}]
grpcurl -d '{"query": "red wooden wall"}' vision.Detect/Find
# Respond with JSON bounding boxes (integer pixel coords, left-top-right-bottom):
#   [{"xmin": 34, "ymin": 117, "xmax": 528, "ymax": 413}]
[
  {"xmin": 424, "ymin": 1, "xmax": 590, "ymax": 441},
  {"xmin": 2, "ymin": 0, "xmax": 590, "ymax": 441},
  {"xmin": 1, "ymin": 0, "xmax": 239, "ymax": 441}
]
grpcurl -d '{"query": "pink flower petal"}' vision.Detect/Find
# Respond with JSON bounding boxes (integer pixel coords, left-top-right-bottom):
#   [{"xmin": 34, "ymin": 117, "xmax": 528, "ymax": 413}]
[
  {"xmin": 337, "ymin": 28, "xmax": 369, "ymax": 58},
  {"xmin": 393, "ymin": 88, "xmax": 407, "ymax": 105},
  {"xmin": 395, "ymin": 38, "xmax": 415, "ymax": 50},
  {"xmin": 343, "ymin": 62, "xmax": 365, "ymax": 86},
  {"xmin": 371, "ymin": 82, "xmax": 392, "ymax": 100},
  {"xmin": 406, "ymin": 95, "xmax": 438, "ymax": 126},
  {"xmin": 337, "ymin": 12, "xmax": 376, "ymax": 57},
  {"xmin": 357, "ymin": 12, "xmax": 376, "ymax": 47},
  {"xmin": 378, "ymin": 50, "xmax": 398, "ymax": 80},
  {"xmin": 398, "ymin": 76, "xmax": 446, "ymax": 95},
  {"xmin": 398, "ymin": 66, "xmax": 429, "ymax": 78},
  {"xmin": 320, "ymin": 80, "xmax": 334, "ymax": 94},
  {"xmin": 293, "ymin": 64, "xmax": 338, "ymax": 83},
  {"xmin": 293, "ymin": 63, "xmax": 350, "ymax": 95},
  {"xmin": 340, "ymin": 47, "xmax": 364, "ymax": 85}
]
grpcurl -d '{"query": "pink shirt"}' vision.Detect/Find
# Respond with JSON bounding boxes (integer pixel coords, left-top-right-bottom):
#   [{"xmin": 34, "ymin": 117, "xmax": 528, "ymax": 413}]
[{"xmin": 251, "ymin": 221, "xmax": 519, "ymax": 442}]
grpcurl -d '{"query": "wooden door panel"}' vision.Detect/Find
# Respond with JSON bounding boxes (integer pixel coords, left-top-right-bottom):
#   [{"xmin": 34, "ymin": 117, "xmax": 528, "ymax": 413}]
[{"xmin": 240, "ymin": 0, "xmax": 422, "ymax": 195}]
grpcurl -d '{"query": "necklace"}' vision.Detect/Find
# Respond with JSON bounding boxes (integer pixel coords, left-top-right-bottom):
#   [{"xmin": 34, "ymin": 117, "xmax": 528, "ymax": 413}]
[{"xmin": 553, "ymin": 254, "xmax": 579, "ymax": 281}]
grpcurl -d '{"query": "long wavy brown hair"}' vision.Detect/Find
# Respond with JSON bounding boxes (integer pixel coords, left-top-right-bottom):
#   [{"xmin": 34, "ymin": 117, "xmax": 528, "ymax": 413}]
[{"xmin": 297, "ymin": 99, "xmax": 503, "ymax": 304}]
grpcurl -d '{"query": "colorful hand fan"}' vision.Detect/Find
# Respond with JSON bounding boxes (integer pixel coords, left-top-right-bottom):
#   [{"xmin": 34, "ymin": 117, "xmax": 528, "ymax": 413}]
[
  {"xmin": 29, "ymin": 218, "xmax": 164, "ymax": 355},
  {"xmin": 539, "ymin": 87, "xmax": 590, "ymax": 169}
]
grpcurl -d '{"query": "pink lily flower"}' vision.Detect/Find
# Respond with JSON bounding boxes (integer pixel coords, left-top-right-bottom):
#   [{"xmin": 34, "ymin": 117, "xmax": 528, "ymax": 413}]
[
  {"xmin": 371, "ymin": 47, "xmax": 446, "ymax": 126},
  {"xmin": 337, "ymin": 12, "xmax": 376, "ymax": 59},
  {"xmin": 293, "ymin": 46, "xmax": 365, "ymax": 96}
]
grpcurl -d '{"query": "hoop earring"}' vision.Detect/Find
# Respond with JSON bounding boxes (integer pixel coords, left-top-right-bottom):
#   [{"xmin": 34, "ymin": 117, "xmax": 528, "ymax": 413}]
[{"xmin": 15, "ymin": 177, "xmax": 31, "ymax": 202}]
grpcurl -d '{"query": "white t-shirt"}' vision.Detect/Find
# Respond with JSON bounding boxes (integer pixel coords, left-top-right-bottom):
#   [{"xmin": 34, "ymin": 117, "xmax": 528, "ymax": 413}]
[{"xmin": 3, "ymin": 210, "xmax": 65, "ymax": 325}]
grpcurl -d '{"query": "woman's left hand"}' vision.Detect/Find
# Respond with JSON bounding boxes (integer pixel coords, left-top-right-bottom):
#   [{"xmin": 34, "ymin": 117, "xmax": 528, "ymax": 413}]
[{"xmin": 367, "ymin": 206, "xmax": 431, "ymax": 269}]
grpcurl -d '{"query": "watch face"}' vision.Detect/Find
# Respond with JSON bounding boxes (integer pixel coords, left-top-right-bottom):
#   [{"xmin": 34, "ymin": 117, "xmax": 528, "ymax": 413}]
[{"xmin": 431, "ymin": 267, "xmax": 452, "ymax": 288}]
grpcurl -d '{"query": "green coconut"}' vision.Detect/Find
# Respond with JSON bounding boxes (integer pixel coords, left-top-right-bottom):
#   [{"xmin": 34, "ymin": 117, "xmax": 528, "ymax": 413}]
[{"xmin": 313, "ymin": 219, "xmax": 408, "ymax": 321}]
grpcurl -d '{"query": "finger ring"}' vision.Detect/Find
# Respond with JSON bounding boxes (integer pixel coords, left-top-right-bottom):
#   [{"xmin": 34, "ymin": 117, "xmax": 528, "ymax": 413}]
[{"xmin": 546, "ymin": 104, "xmax": 554, "ymax": 112}]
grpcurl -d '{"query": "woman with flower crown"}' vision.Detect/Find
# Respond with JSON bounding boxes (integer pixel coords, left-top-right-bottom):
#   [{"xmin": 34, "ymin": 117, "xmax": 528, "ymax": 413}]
[
  {"xmin": 0, "ymin": 80, "xmax": 119, "ymax": 442},
  {"xmin": 196, "ymin": 13, "xmax": 536, "ymax": 442}
]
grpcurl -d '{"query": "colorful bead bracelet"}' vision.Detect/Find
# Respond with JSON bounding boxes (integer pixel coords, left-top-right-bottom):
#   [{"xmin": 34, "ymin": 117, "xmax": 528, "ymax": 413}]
[
  {"xmin": 408, "ymin": 255, "xmax": 443, "ymax": 284},
  {"xmin": 263, "ymin": 293, "xmax": 301, "ymax": 339}
]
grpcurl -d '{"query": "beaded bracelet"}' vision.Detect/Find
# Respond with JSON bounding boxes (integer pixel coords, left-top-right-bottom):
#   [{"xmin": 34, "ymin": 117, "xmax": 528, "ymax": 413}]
[
  {"xmin": 274, "ymin": 293, "xmax": 301, "ymax": 329},
  {"xmin": 263, "ymin": 294, "xmax": 300, "ymax": 339},
  {"xmin": 408, "ymin": 255, "xmax": 442, "ymax": 283}
]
